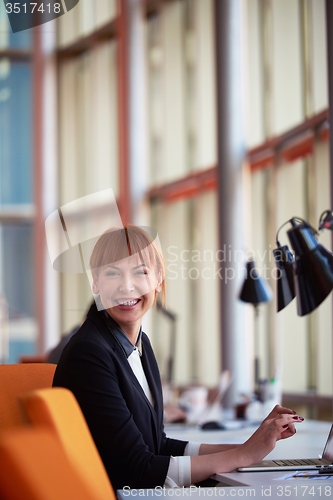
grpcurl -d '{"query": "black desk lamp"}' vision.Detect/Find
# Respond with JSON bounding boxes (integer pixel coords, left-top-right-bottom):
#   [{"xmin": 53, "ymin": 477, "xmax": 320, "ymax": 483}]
[
  {"xmin": 239, "ymin": 260, "xmax": 273, "ymax": 393},
  {"xmin": 273, "ymin": 211, "xmax": 333, "ymax": 316},
  {"xmin": 273, "ymin": 245, "xmax": 295, "ymax": 312}
]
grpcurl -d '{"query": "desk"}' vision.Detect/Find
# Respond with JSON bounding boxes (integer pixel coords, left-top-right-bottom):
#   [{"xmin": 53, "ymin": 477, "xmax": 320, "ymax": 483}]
[
  {"xmin": 166, "ymin": 419, "xmax": 331, "ymax": 486},
  {"xmin": 117, "ymin": 420, "xmax": 332, "ymax": 500},
  {"xmin": 118, "ymin": 485, "xmax": 332, "ymax": 500}
]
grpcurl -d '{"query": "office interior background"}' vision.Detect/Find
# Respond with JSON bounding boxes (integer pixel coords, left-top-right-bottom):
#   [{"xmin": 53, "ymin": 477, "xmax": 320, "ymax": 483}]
[{"xmin": 0, "ymin": 0, "xmax": 332, "ymax": 420}]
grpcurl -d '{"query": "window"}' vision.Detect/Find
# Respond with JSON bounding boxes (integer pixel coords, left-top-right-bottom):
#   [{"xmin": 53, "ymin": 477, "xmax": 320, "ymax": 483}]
[{"xmin": 0, "ymin": 3, "xmax": 35, "ymax": 363}]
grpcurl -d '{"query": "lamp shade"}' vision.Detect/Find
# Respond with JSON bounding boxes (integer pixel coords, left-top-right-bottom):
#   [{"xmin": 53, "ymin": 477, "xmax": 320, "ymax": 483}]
[
  {"xmin": 273, "ymin": 245, "xmax": 295, "ymax": 312},
  {"xmin": 287, "ymin": 222, "xmax": 333, "ymax": 316},
  {"xmin": 239, "ymin": 260, "xmax": 273, "ymax": 305}
]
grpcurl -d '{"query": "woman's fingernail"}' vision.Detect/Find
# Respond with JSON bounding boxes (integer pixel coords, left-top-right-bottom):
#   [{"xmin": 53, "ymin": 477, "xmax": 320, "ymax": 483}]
[
  {"xmin": 283, "ymin": 424, "xmax": 289, "ymax": 428},
  {"xmin": 293, "ymin": 416, "xmax": 304, "ymax": 420},
  {"xmin": 299, "ymin": 417, "xmax": 304, "ymax": 421},
  {"xmin": 292, "ymin": 410, "xmax": 297, "ymax": 414}
]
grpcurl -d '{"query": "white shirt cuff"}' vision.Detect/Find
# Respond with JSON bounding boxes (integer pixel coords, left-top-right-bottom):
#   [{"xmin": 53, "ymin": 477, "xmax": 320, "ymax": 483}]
[
  {"xmin": 184, "ymin": 441, "xmax": 201, "ymax": 456},
  {"xmin": 164, "ymin": 456, "xmax": 191, "ymax": 488},
  {"xmin": 163, "ymin": 442, "xmax": 201, "ymax": 488}
]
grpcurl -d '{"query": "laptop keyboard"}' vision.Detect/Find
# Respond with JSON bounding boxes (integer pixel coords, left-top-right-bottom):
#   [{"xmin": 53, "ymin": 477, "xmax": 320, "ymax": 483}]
[{"xmin": 273, "ymin": 459, "xmax": 324, "ymax": 466}]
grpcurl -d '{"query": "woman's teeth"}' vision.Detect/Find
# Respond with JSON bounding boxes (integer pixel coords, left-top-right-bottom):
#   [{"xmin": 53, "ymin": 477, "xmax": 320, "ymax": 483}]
[{"xmin": 118, "ymin": 300, "xmax": 139, "ymax": 306}]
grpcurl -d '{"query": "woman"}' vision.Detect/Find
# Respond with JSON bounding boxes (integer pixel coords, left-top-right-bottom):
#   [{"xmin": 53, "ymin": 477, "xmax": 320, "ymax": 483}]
[{"xmin": 53, "ymin": 225, "xmax": 303, "ymax": 490}]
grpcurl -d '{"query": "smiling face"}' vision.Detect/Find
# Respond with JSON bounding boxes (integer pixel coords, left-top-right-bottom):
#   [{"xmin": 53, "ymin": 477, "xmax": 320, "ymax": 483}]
[
  {"xmin": 92, "ymin": 252, "xmax": 162, "ymax": 339},
  {"xmin": 89, "ymin": 226, "xmax": 165, "ymax": 340}
]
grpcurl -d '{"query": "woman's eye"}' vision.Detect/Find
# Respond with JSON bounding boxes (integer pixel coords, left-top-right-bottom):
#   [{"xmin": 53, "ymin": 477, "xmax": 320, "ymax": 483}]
[
  {"xmin": 136, "ymin": 270, "xmax": 148, "ymax": 275},
  {"xmin": 106, "ymin": 271, "xmax": 119, "ymax": 276}
]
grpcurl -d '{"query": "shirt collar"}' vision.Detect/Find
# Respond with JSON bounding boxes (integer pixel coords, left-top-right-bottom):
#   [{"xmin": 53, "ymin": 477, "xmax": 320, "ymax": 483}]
[{"xmin": 102, "ymin": 310, "xmax": 142, "ymax": 357}]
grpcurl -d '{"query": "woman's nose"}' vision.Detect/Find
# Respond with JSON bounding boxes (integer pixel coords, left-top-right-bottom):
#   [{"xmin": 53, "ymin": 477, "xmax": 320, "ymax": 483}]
[{"xmin": 118, "ymin": 275, "xmax": 134, "ymax": 292}]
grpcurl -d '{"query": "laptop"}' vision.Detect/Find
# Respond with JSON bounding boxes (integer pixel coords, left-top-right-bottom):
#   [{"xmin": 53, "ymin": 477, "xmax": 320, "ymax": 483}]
[{"xmin": 237, "ymin": 424, "xmax": 333, "ymax": 472}]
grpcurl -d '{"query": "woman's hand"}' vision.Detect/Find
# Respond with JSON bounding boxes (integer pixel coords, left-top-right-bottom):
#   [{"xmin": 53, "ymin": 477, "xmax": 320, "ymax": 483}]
[
  {"xmin": 263, "ymin": 404, "xmax": 298, "ymax": 438},
  {"xmin": 190, "ymin": 405, "xmax": 304, "ymax": 484},
  {"xmin": 239, "ymin": 412, "xmax": 304, "ymax": 467},
  {"xmin": 263, "ymin": 404, "xmax": 296, "ymax": 421}
]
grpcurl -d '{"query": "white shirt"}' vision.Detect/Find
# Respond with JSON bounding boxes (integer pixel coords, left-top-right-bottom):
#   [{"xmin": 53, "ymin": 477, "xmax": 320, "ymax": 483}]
[{"xmin": 127, "ymin": 348, "xmax": 200, "ymax": 487}]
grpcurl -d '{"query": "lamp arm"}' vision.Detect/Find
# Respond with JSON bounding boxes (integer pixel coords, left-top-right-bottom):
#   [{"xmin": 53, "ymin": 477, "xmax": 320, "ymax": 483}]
[{"xmin": 318, "ymin": 209, "xmax": 333, "ymax": 233}]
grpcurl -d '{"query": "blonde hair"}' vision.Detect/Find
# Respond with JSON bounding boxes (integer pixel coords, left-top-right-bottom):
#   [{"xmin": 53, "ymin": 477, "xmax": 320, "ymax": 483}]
[{"xmin": 89, "ymin": 225, "xmax": 166, "ymax": 305}]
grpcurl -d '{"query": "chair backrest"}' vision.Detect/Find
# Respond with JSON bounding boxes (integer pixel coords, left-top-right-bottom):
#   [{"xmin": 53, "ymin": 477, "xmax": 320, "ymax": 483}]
[
  {"xmin": 0, "ymin": 427, "xmax": 97, "ymax": 500},
  {"xmin": 21, "ymin": 387, "xmax": 116, "ymax": 500},
  {"xmin": 0, "ymin": 363, "xmax": 56, "ymax": 430}
]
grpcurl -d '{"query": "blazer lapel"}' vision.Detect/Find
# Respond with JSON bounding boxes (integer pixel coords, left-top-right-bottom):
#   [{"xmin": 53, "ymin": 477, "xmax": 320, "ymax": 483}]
[
  {"xmin": 87, "ymin": 304, "xmax": 160, "ymax": 435},
  {"xmin": 140, "ymin": 340, "xmax": 163, "ymax": 419}
]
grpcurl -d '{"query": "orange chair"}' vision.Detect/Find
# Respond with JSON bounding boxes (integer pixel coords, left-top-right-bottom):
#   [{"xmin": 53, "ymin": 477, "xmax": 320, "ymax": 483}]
[
  {"xmin": 0, "ymin": 363, "xmax": 56, "ymax": 430},
  {"xmin": 21, "ymin": 387, "xmax": 116, "ymax": 500},
  {"xmin": 0, "ymin": 427, "xmax": 97, "ymax": 500}
]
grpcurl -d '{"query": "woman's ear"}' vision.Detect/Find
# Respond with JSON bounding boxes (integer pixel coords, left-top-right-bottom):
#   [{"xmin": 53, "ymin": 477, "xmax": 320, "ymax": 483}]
[
  {"xmin": 92, "ymin": 278, "xmax": 99, "ymax": 295},
  {"xmin": 155, "ymin": 270, "xmax": 163, "ymax": 293}
]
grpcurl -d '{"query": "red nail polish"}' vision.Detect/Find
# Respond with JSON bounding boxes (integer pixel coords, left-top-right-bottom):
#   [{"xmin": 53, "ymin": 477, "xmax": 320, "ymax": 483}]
[
  {"xmin": 283, "ymin": 424, "xmax": 289, "ymax": 428},
  {"xmin": 293, "ymin": 416, "xmax": 299, "ymax": 419},
  {"xmin": 299, "ymin": 417, "xmax": 304, "ymax": 421}
]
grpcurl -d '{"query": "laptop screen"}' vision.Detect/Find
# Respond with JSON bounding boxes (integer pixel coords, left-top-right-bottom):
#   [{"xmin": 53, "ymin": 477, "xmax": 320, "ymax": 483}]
[{"xmin": 323, "ymin": 424, "xmax": 333, "ymax": 462}]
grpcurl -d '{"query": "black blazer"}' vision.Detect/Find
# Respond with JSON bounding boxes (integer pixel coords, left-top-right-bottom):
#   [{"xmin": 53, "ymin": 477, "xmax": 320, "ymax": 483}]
[{"xmin": 53, "ymin": 303, "xmax": 187, "ymax": 490}]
